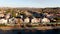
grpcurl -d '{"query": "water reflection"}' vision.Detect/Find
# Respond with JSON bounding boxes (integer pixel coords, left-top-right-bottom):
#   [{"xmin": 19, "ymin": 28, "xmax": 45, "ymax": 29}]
[{"xmin": 0, "ymin": 29, "xmax": 60, "ymax": 34}]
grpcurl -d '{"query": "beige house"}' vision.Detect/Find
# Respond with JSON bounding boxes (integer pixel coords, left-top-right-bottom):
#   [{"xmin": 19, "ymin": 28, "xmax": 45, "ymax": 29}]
[
  {"xmin": 0, "ymin": 11, "xmax": 4, "ymax": 17},
  {"xmin": 5, "ymin": 13, "xmax": 11, "ymax": 19},
  {"xmin": 41, "ymin": 17, "xmax": 50, "ymax": 24},
  {"xmin": 24, "ymin": 17, "xmax": 30, "ymax": 23}
]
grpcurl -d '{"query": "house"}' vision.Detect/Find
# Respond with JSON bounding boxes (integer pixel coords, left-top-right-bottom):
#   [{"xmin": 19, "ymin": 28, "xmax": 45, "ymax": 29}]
[
  {"xmin": 0, "ymin": 18, "xmax": 8, "ymax": 24},
  {"xmin": 15, "ymin": 17, "xmax": 23, "ymax": 24},
  {"xmin": 41, "ymin": 17, "xmax": 50, "ymax": 24},
  {"xmin": 56, "ymin": 13, "xmax": 60, "ymax": 17},
  {"xmin": 0, "ymin": 11, "xmax": 4, "ymax": 17},
  {"xmin": 8, "ymin": 17, "xmax": 16, "ymax": 24},
  {"xmin": 46, "ymin": 13, "xmax": 56, "ymax": 22},
  {"xmin": 31, "ymin": 17, "xmax": 41, "ymax": 24},
  {"xmin": 5, "ymin": 13, "xmax": 11, "ymax": 19},
  {"xmin": 31, "ymin": 17, "xmax": 41, "ymax": 25},
  {"xmin": 24, "ymin": 17, "xmax": 30, "ymax": 23}
]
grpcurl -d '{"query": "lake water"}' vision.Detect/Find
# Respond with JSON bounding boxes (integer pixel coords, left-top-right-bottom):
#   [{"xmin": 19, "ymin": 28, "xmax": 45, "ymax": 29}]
[{"xmin": 0, "ymin": 28, "xmax": 60, "ymax": 34}]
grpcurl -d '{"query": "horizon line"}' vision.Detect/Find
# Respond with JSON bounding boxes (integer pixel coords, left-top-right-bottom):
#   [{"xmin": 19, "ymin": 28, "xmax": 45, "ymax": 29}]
[{"xmin": 0, "ymin": 6, "xmax": 60, "ymax": 8}]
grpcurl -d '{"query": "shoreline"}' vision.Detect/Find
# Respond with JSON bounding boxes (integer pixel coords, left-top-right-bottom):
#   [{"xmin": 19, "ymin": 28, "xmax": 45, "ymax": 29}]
[{"xmin": 0, "ymin": 26, "xmax": 60, "ymax": 30}]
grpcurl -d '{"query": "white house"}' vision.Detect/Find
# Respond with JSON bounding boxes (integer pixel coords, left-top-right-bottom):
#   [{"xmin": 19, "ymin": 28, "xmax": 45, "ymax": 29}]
[
  {"xmin": 0, "ymin": 11, "xmax": 4, "ymax": 17},
  {"xmin": 9, "ymin": 17, "xmax": 16, "ymax": 24},
  {"xmin": 31, "ymin": 17, "xmax": 41, "ymax": 25},
  {"xmin": 24, "ymin": 17, "xmax": 30, "ymax": 23},
  {"xmin": 5, "ymin": 13, "xmax": 11, "ymax": 19},
  {"xmin": 0, "ymin": 19, "xmax": 8, "ymax": 24},
  {"xmin": 31, "ymin": 18, "xmax": 41, "ymax": 24},
  {"xmin": 41, "ymin": 17, "xmax": 50, "ymax": 24}
]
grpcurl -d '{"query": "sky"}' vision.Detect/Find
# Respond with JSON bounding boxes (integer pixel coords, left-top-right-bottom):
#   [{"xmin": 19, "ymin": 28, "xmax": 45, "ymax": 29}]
[{"xmin": 0, "ymin": 0, "xmax": 60, "ymax": 8}]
